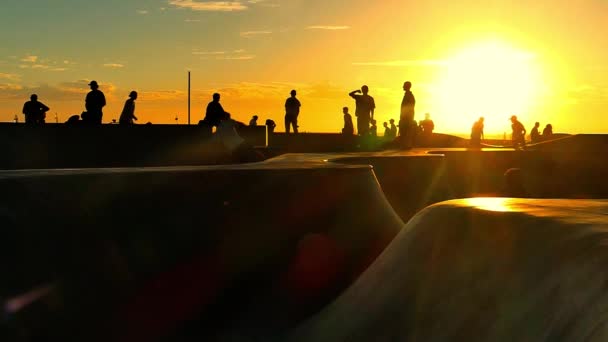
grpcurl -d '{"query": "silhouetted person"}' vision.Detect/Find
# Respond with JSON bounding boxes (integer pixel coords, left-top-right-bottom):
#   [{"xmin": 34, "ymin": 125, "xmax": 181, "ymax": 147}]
[
  {"xmin": 285, "ymin": 90, "xmax": 301, "ymax": 133},
  {"xmin": 204, "ymin": 93, "xmax": 228, "ymax": 130},
  {"xmin": 502, "ymin": 168, "xmax": 528, "ymax": 197},
  {"xmin": 470, "ymin": 117, "xmax": 485, "ymax": 147},
  {"xmin": 389, "ymin": 119, "xmax": 397, "ymax": 139},
  {"xmin": 399, "ymin": 81, "xmax": 416, "ymax": 148},
  {"xmin": 342, "ymin": 107, "xmax": 354, "ymax": 135},
  {"xmin": 249, "ymin": 115, "xmax": 258, "ymax": 126},
  {"xmin": 542, "ymin": 124, "xmax": 553, "ymax": 140},
  {"xmin": 349, "ymin": 85, "xmax": 375, "ymax": 136},
  {"xmin": 383, "ymin": 122, "xmax": 390, "ymax": 138},
  {"xmin": 84, "ymin": 80, "xmax": 106, "ymax": 124},
  {"xmin": 420, "ymin": 113, "xmax": 434, "ymax": 137},
  {"xmin": 65, "ymin": 114, "xmax": 81, "ymax": 125},
  {"xmin": 510, "ymin": 115, "xmax": 526, "ymax": 149},
  {"xmin": 119, "ymin": 91, "xmax": 138, "ymax": 125},
  {"xmin": 369, "ymin": 119, "xmax": 378, "ymax": 137},
  {"xmin": 22, "ymin": 94, "xmax": 49, "ymax": 124},
  {"xmin": 530, "ymin": 122, "xmax": 540, "ymax": 143},
  {"xmin": 216, "ymin": 112, "xmax": 263, "ymax": 162},
  {"xmin": 265, "ymin": 119, "xmax": 276, "ymax": 134}
]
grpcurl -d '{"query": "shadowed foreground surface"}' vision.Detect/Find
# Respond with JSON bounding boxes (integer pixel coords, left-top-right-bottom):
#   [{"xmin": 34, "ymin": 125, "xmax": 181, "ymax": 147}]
[
  {"xmin": 289, "ymin": 199, "xmax": 608, "ymax": 342},
  {"xmin": 0, "ymin": 163, "xmax": 402, "ymax": 341}
]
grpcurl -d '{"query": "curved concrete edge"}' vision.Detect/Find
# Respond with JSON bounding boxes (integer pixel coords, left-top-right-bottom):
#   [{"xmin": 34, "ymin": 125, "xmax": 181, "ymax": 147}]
[
  {"xmin": 287, "ymin": 198, "xmax": 608, "ymax": 342},
  {"xmin": 0, "ymin": 161, "xmax": 404, "ymax": 340}
]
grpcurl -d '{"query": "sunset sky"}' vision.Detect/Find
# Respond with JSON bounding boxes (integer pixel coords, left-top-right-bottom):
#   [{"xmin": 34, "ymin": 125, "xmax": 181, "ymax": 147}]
[{"xmin": 1, "ymin": 0, "xmax": 607, "ymax": 135}]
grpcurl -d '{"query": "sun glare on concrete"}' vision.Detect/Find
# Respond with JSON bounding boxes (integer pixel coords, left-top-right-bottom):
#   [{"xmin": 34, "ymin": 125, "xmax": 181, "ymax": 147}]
[{"xmin": 466, "ymin": 197, "xmax": 516, "ymax": 212}]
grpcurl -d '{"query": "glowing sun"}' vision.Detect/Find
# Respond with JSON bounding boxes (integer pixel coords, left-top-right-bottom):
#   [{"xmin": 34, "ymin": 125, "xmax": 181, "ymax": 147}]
[{"xmin": 435, "ymin": 40, "xmax": 542, "ymax": 132}]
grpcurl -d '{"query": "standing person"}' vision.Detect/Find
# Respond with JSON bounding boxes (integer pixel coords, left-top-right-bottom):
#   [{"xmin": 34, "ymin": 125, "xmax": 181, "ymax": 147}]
[
  {"xmin": 285, "ymin": 90, "xmax": 301, "ymax": 133},
  {"xmin": 22, "ymin": 94, "xmax": 49, "ymax": 124},
  {"xmin": 84, "ymin": 80, "xmax": 106, "ymax": 124},
  {"xmin": 249, "ymin": 115, "xmax": 258, "ymax": 126},
  {"xmin": 389, "ymin": 118, "xmax": 397, "ymax": 138},
  {"xmin": 530, "ymin": 122, "xmax": 541, "ymax": 143},
  {"xmin": 119, "ymin": 91, "xmax": 138, "ymax": 125},
  {"xmin": 342, "ymin": 107, "xmax": 354, "ymax": 135},
  {"xmin": 470, "ymin": 117, "xmax": 485, "ymax": 147},
  {"xmin": 349, "ymin": 85, "xmax": 375, "ymax": 136},
  {"xmin": 203, "ymin": 93, "xmax": 228, "ymax": 130},
  {"xmin": 383, "ymin": 122, "xmax": 390, "ymax": 138},
  {"xmin": 400, "ymin": 81, "xmax": 416, "ymax": 147},
  {"xmin": 510, "ymin": 115, "xmax": 526, "ymax": 149}
]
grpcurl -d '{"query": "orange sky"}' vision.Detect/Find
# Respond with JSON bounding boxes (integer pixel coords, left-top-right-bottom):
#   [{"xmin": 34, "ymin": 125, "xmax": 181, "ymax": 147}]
[{"xmin": 1, "ymin": 0, "xmax": 607, "ymax": 135}]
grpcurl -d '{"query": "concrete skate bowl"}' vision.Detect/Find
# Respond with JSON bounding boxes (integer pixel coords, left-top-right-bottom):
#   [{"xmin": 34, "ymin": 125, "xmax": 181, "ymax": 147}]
[
  {"xmin": 330, "ymin": 154, "xmax": 450, "ymax": 222},
  {"xmin": 0, "ymin": 163, "xmax": 403, "ymax": 341},
  {"xmin": 289, "ymin": 198, "xmax": 608, "ymax": 342},
  {"xmin": 426, "ymin": 144, "xmax": 608, "ymax": 199}
]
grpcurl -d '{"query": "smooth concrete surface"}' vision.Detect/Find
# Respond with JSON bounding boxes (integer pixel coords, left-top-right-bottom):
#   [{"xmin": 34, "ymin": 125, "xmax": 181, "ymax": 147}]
[
  {"xmin": 0, "ymin": 162, "xmax": 403, "ymax": 341},
  {"xmin": 289, "ymin": 199, "xmax": 608, "ymax": 342},
  {"xmin": 2, "ymin": 135, "xmax": 608, "ymax": 340}
]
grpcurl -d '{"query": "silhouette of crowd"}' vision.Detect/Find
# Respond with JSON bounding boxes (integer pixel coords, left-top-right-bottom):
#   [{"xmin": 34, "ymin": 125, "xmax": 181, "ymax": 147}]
[{"xmin": 15, "ymin": 77, "xmax": 560, "ymax": 152}]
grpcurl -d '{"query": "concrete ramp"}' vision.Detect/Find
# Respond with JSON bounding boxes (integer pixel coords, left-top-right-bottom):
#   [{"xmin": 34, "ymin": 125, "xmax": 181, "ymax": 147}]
[
  {"xmin": 290, "ymin": 199, "xmax": 608, "ymax": 342},
  {"xmin": 0, "ymin": 164, "xmax": 403, "ymax": 340}
]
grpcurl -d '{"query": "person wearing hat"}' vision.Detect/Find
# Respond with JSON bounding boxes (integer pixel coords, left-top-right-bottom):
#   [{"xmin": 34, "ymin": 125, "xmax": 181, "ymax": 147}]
[
  {"xmin": 510, "ymin": 115, "xmax": 526, "ymax": 149},
  {"xmin": 84, "ymin": 80, "xmax": 106, "ymax": 124},
  {"xmin": 119, "ymin": 91, "xmax": 138, "ymax": 125}
]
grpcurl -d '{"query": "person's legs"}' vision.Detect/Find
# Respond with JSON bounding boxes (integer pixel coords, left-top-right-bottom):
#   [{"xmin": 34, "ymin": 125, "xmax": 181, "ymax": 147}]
[
  {"xmin": 292, "ymin": 116, "xmax": 298, "ymax": 134},
  {"xmin": 285, "ymin": 115, "xmax": 291, "ymax": 133},
  {"xmin": 357, "ymin": 117, "xmax": 369, "ymax": 136}
]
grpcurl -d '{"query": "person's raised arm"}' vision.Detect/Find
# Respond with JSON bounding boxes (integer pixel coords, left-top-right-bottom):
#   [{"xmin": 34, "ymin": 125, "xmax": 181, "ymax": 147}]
[
  {"xmin": 40, "ymin": 102, "xmax": 49, "ymax": 113},
  {"xmin": 349, "ymin": 90, "xmax": 360, "ymax": 98}
]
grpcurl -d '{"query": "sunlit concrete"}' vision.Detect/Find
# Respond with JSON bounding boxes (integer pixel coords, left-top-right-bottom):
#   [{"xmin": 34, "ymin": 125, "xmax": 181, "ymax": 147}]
[{"xmin": 289, "ymin": 199, "xmax": 608, "ymax": 342}]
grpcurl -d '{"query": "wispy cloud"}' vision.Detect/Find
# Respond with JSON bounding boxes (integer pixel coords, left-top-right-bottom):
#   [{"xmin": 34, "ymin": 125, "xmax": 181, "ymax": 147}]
[
  {"xmin": 306, "ymin": 25, "xmax": 350, "ymax": 30},
  {"xmin": 192, "ymin": 51, "xmax": 226, "ymax": 55},
  {"xmin": 139, "ymin": 89, "xmax": 186, "ymax": 101},
  {"xmin": 352, "ymin": 59, "xmax": 447, "ymax": 67},
  {"xmin": 0, "ymin": 83, "xmax": 24, "ymax": 92},
  {"xmin": 194, "ymin": 49, "xmax": 251, "ymax": 60},
  {"xmin": 169, "ymin": 0, "xmax": 248, "ymax": 12},
  {"xmin": 16, "ymin": 55, "xmax": 69, "ymax": 71},
  {"xmin": 136, "ymin": 9, "xmax": 149, "ymax": 14},
  {"xmin": 219, "ymin": 55, "xmax": 255, "ymax": 60},
  {"xmin": 0, "ymin": 73, "xmax": 20, "ymax": 81},
  {"xmin": 184, "ymin": 19, "xmax": 201, "ymax": 22},
  {"xmin": 0, "ymin": 80, "xmax": 117, "ymax": 101},
  {"xmin": 240, "ymin": 30, "xmax": 272, "ymax": 38},
  {"xmin": 21, "ymin": 55, "xmax": 38, "ymax": 63},
  {"xmin": 103, "ymin": 63, "xmax": 125, "ymax": 68}
]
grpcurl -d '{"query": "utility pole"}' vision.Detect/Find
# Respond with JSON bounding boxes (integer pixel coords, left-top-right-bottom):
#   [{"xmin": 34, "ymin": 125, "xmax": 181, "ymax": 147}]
[{"xmin": 188, "ymin": 71, "xmax": 191, "ymax": 125}]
